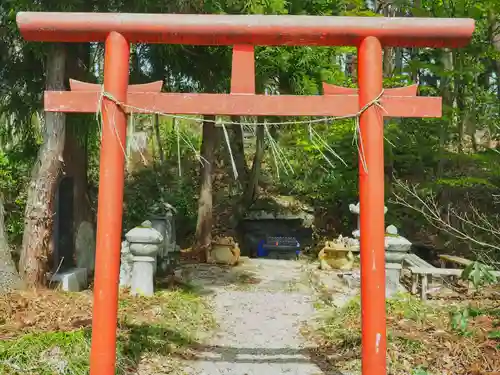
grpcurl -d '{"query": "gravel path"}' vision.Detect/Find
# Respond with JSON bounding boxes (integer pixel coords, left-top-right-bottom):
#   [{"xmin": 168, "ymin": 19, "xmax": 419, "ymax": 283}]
[{"xmin": 183, "ymin": 259, "xmax": 327, "ymax": 375}]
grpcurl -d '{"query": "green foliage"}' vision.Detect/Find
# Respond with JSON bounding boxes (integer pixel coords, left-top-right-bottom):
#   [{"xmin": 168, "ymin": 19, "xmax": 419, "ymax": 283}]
[
  {"xmin": 0, "ymin": 148, "xmax": 34, "ymax": 245},
  {"xmin": 450, "ymin": 307, "xmax": 471, "ymax": 335},
  {"xmin": 461, "ymin": 261, "xmax": 498, "ymax": 287},
  {"xmin": 123, "ymin": 164, "xmax": 199, "ymax": 243}
]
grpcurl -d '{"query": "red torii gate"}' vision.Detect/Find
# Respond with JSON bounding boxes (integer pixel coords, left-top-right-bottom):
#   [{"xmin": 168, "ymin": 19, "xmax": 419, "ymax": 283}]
[{"xmin": 16, "ymin": 12, "xmax": 474, "ymax": 375}]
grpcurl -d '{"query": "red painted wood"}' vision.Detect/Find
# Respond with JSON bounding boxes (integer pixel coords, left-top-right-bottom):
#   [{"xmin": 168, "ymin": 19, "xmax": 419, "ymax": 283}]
[
  {"xmin": 43, "ymin": 91, "xmax": 442, "ymax": 117},
  {"xmin": 16, "ymin": 12, "xmax": 474, "ymax": 48},
  {"xmin": 69, "ymin": 79, "xmax": 162, "ymax": 92},
  {"xmin": 323, "ymin": 82, "xmax": 418, "ymax": 96},
  {"xmin": 358, "ymin": 36, "xmax": 386, "ymax": 375},
  {"xmin": 88, "ymin": 31, "xmax": 129, "ymax": 375},
  {"xmin": 231, "ymin": 45, "xmax": 255, "ymax": 93}
]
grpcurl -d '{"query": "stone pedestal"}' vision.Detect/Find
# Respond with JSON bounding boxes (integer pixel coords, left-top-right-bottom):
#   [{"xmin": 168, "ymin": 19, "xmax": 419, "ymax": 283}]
[
  {"xmin": 348, "ymin": 202, "xmax": 411, "ymax": 297},
  {"xmin": 125, "ymin": 221, "xmax": 163, "ymax": 297},
  {"xmin": 384, "ymin": 225, "xmax": 412, "ymax": 297},
  {"xmin": 385, "ymin": 263, "xmax": 404, "ymax": 297},
  {"xmin": 131, "ymin": 256, "xmax": 156, "ymax": 296}
]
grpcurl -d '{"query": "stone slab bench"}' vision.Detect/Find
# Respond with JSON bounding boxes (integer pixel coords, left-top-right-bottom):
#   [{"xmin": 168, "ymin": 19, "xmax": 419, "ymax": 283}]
[
  {"xmin": 409, "ymin": 266, "xmax": 500, "ymax": 301},
  {"xmin": 404, "ymin": 253, "xmax": 434, "ymax": 268},
  {"xmin": 438, "ymin": 254, "xmax": 472, "ymax": 268}
]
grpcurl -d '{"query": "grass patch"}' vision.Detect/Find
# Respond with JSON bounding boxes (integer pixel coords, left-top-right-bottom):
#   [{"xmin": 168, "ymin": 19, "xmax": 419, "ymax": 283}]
[
  {"xmin": 310, "ymin": 291, "xmax": 500, "ymax": 375},
  {"xmin": 0, "ymin": 288, "xmax": 215, "ymax": 374}
]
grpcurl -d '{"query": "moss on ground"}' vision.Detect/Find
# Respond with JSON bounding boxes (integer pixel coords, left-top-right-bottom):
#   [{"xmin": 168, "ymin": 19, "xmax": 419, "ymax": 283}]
[{"xmin": 0, "ymin": 288, "xmax": 215, "ymax": 375}]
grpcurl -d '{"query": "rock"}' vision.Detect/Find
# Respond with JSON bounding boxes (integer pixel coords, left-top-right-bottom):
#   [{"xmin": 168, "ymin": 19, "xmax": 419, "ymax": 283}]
[
  {"xmin": 386, "ymin": 224, "xmax": 398, "ymax": 235},
  {"xmin": 51, "ymin": 268, "xmax": 88, "ymax": 292}
]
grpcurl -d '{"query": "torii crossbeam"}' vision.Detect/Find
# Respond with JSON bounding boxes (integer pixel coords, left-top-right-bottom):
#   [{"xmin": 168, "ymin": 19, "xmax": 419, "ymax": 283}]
[{"xmin": 16, "ymin": 12, "xmax": 474, "ymax": 375}]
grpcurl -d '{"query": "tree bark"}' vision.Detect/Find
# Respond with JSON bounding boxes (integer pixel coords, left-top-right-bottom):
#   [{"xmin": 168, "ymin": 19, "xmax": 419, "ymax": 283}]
[
  {"xmin": 0, "ymin": 194, "xmax": 25, "ymax": 292},
  {"xmin": 194, "ymin": 115, "xmax": 216, "ymax": 262},
  {"xmin": 243, "ymin": 125, "xmax": 265, "ymax": 206},
  {"xmin": 64, "ymin": 43, "xmax": 93, "ymax": 231},
  {"xmin": 19, "ymin": 44, "xmax": 67, "ymax": 288},
  {"xmin": 153, "ymin": 114, "xmax": 165, "ymax": 163},
  {"xmin": 437, "ymin": 48, "xmax": 454, "ymax": 176}
]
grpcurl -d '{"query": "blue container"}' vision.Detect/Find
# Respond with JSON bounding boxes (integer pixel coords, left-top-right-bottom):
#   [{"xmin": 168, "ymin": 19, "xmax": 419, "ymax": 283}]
[{"xmin": 257, "ymin": 239, "xmax": 269, "ymax": 257}]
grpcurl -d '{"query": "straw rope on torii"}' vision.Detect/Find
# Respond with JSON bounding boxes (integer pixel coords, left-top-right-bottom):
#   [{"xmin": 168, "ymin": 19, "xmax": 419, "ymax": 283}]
[{"xmin": 98, "ymin": 86, "xmax": 388, "ymax": 179}]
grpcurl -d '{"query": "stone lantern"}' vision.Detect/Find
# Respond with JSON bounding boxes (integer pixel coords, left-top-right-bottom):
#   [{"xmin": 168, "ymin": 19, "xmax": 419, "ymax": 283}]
[
  {"xmin": 349, "ymin": 202, "xmax": 411, "ymax": 297},
  {"xmin": 124, "ymin": 220, "xmax": 163, "ymax": 296}
]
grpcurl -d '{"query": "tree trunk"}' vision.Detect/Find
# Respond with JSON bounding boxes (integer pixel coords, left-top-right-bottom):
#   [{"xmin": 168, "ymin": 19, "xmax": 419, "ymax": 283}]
[
  {"xmin": 194, "ymin": 115, "xmax": 216, "ymax": 262},
  {"xmin": 437, "ymin": 48, "xmax": 454, "ymax": 176},
  {"xmin": 153, "ymin": 114, "xmax": 165, "ymax": 163},
  {"xmin": 382, "ymin": 2, "xmax": 395, "ymax": 78},
  {"xmin": 19, "ymin": 44, "xmax": 67, "ymax": 288},
  {"xmin": 0, "ymin": 194, "xmax": 25, "ymax": 292},
  {"xmin": 64, "ymin": 43, "xmax": 93, "ymax": 231},
  {"xmin": 243, "ymin": 125, "xmax": 265, "ymax": 206}
]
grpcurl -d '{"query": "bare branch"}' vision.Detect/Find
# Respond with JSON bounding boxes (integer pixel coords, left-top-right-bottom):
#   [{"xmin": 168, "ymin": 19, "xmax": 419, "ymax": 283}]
[{"xmin": 390, "ymin": 178, "xmax": 500, "ymax": 254}]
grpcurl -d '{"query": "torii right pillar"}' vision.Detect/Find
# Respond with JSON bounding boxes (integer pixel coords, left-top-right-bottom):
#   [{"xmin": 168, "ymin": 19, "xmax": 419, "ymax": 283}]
[
  {"xmin": 358, "ymin": 36, "xmax": 387, "ymax": 374},
  {"xmin": 324, "ymin": 34, "xmax": 467, "ymax": 373}
]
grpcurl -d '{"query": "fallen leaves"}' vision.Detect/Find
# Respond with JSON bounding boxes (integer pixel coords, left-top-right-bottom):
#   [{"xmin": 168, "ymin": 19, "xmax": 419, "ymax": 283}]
[{"xmin": 310, "ymin": 288, "xmax": 500, "ymax": 375}]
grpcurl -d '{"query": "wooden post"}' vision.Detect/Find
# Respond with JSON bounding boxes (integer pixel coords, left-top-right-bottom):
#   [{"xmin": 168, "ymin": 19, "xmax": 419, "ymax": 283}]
[
  {"xmin": 89, "ymin": 31, "xmax": 130, "ymax": 375},
  {"xmin": 358, "ymin": 36, "xmax": 386, "ymax": 375}
]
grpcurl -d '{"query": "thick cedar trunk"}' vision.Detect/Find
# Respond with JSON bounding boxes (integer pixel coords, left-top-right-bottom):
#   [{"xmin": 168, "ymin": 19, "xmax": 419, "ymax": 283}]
[
  {"xmin": 0, "ymin": 194, "xmax": 25, "ymax": 292},
  {"xmin": 194, "ymin": 115, "xmax": 216, "ymax": 262},
  {"xmin": 64, "ymin": 44, "xmax": 93, "ymax": 231},
  {"xmin": 63, "ymin": 130, "xmax": 92, "ymax": 227},
  {"xmin": 20, "ymin": 44, "xmax": 67, "ymax": 287}
]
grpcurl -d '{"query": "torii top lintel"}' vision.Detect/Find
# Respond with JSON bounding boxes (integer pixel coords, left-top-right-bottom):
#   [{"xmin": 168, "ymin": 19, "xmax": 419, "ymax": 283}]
[{"xmin": 17, "ymin": 12, "xmax": 474, "ymax": 48}]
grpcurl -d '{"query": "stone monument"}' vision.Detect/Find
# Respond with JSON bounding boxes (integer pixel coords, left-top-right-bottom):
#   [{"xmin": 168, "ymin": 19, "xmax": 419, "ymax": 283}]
[{"xmin": 148, "ymin": 202, "xmax": 178, "ymax": 274}]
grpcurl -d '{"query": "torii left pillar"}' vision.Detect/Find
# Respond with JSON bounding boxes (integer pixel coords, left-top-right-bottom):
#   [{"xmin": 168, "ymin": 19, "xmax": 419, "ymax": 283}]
[
  {"xmin": 73, "ymin": 33, "xmax": 164, "ymax": 375},
  {"xmin": 91, "ymin": 32, "xmax": 129, "ymax": 374}
]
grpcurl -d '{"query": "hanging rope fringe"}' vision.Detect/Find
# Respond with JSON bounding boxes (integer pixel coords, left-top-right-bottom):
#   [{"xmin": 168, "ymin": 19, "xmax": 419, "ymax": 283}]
[
  {"xmin": 96, "ymin": 88, "xmax": 387, "ymax": 177},
  {"xmin": 175, "ymin": 119, "xmax": 182, "ymax": 177},
  {"xmin": 221, "ymin": 123, "xmax": 239, "ymax": 180}
]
